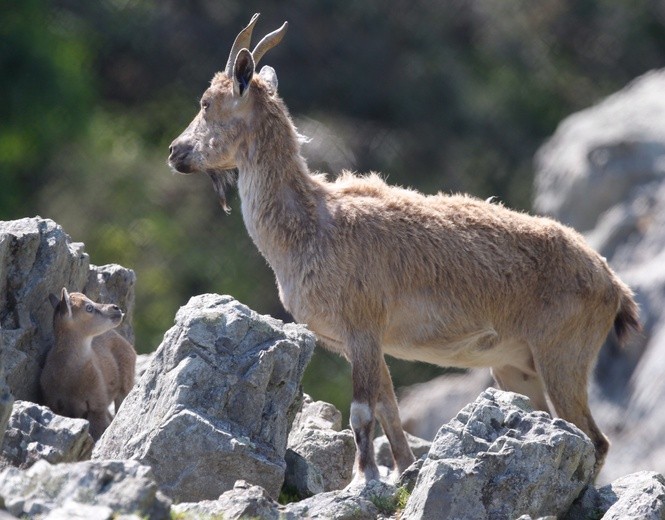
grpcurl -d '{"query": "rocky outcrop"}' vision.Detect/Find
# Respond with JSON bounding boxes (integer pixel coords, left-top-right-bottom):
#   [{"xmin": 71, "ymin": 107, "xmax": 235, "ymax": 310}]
[
  {"xmin": 402, "ymin": 388, "xmax": 595, "ymax": 520},
  {"xmin": 0, "ymin": 218, "xmax": 135, "ymax": 403},
  {"xmin": 1, "ymin": 384, "xmax": 663, "ymax": 518},
  {"xmin": 92, "ymin": 293, "xmax": 316, "ymax": 502},
  {"xmin": 173, "ymin": 480, "xmax": 281, "ymax": 520},
  {"xmin": 171, "ymin": 388, "xmax": 664, "ymax": 520},
  {"xmin": 0, "ymin": 459, "xmax": 170, "ymax": 519},
  {"xmin": 0, "ymin": 401, "xmax": 93, "ymax": 470}
]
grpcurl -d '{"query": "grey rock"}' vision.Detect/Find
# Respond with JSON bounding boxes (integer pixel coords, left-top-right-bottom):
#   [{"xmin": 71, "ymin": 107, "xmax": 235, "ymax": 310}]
[
  {"xmin": 0, "ymin": 400, "xmax": 93, "ymax": 470},
  {"xmin": 287, "ymin": 394, "xmax": 355, "ymax": 492},
  {"xmin": 173, "ymin": 480, "xmax": 280, "ymax": 520},
  {"xmin": 92, "ymin": 294, "xmax": 315, "ymax": 502},
  {"xmin": 282, "ymin": 479, "xmax": 398, "ymax": 520},
  {"xmin": 44, "ymin": 502, "xmax": 115, "ymax": 520},
  {"xmin": 397, "ymin": 457, "xmax": 425, "ymax": 493},
  {"xmin": 291, "ymin": 393, "xmax": 343, "ymax": 432},
  {"xmin": 402, "ymin": 388, "xmax": 595, "ymax": 520},
  {"xmin": 563, "ymin": 484, "xmax": 605, "ymax": 520},
  {"xmin": 133, "ymin": 353, "xmax": 153, "ymax": 382},
  {"xmin": 567, "ymin": 471, "xmax": 665, "ymax": 520},
  {"xmin": 600, "ymin": 471, "xmax": 665, "ymax": 520},
  {"xmin": 283, "ymin": 448, "xmax": 326, "ymax": 498},
  {"xmin": 84, "ymin": 263, "xmax": 136, "ymax": 345},
  {"xmin": 0, "ymin": 459, "xmax": 170, "ymax": 520},
  {"xmin": 0, "ymin": 217, "xmax": 134, "ymax": 402},
  {"xmin": 515, "ymin": 517, "xmax": 556, "ymax": 520},
  {"xmin": 534, "ymin": 69, "xmax": 665, "ymax": 233},
  {"xmin": 0, "ymin": 356, "xmax": 13, "ymax": 448}
]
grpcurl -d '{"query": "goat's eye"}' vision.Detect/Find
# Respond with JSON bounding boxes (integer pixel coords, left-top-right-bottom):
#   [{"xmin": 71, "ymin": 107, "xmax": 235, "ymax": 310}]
[
  {"xmin": 201, "ymin": 99, "xmax": 211, "ymax": 111},
  {"xmin": 85, "ymin": 304, "xmax": 94, "ymax": 313}
]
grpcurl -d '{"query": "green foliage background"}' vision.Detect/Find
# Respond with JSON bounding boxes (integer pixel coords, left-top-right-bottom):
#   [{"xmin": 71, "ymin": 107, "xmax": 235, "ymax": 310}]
[{"xmin": 2, "ymin": 0, "xmax": 665, "ymax": 419}]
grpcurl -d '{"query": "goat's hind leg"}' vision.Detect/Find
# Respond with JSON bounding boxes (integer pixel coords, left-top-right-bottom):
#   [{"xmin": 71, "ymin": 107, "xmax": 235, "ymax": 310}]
[
  {"xmin": 533, "ymin": 334, "xmax": 609, "ymax": 476},
  {"xmin": 375, "ymin": 358, "xmax": 416, "ymax": 477},
  {"xmin": 538, "ymin": 359, "xmax": 609, "ymax": 476}
]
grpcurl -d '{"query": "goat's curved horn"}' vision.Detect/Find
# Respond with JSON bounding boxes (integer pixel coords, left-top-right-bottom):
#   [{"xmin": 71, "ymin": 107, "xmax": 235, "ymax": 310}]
[
  {"xmin": 251, "ymin": 21, "xmax": 288, "ymax": 66},
  {"xmin": 225, "ymin": 13, "xmax": 260, "ymax": 76}
]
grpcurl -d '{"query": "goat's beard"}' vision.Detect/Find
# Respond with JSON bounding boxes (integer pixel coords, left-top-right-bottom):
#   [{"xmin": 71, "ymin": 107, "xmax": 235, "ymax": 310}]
[{"xmin": 206, "ymin": 168, "xmax": 238, "ymax": 215}]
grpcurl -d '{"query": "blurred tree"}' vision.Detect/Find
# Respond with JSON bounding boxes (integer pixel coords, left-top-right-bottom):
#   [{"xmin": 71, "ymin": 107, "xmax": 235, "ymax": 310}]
[{"xmin": 0, "ymin": 0, "xmax": 94, "ymax": 217}]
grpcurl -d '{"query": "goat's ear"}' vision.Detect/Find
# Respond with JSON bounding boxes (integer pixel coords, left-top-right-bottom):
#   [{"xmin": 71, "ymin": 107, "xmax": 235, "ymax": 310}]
[
  {"xmin": 59, "ymin": 287, "xmax": 72, "ymax": 318},
  {"xmin": 258, "ymin": 66, "xmax": 278, "ymax": 96},
  {"xmin": 48, "ymin": 293, "xmax": 60, "ymax": 309},
  {"xmin": 233, "ymin": 48, "xmax": 255, "ymax": 97}
]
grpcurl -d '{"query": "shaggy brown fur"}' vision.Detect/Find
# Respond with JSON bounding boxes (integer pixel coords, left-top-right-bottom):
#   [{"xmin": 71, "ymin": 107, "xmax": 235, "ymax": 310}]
[
  {"xmin": 40, "ymin": 288, "xmax": 136, "ymax": 440},
  {"xmin": 168, "ymin": 14, "xmax": 640, "ymax": 483}
]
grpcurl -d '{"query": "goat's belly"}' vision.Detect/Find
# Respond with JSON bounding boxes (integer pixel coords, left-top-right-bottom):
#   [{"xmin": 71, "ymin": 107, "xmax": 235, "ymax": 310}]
[{"xmin": 383, "ymin": 331, "xmax": 531, "ymax": 370}]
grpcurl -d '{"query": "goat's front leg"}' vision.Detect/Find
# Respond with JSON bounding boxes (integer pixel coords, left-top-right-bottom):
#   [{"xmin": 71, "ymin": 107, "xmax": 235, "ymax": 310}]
[{"xmin": 348, "ymin": 330, "xmax": 382, "ymax": 484}]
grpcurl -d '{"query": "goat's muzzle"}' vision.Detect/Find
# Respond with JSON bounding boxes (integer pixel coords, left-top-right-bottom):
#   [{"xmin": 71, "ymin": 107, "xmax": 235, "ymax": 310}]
[
  {"xmin": 108, "ymin": 305, "xmax": 124, "ymax": 325},
  {"xmin": 168, "ymin": 142, "xmax": 195, "ymax": 174}
]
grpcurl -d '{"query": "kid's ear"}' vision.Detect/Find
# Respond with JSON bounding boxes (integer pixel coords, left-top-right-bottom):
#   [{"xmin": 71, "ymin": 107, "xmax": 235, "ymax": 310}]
[
  {"xmin": 233, "ymin": 48, "xmax": 255, "ymax": 97},
  {"xmin": 258, "ymin": 65, "xmax": 278, "ymax": 96},
  {"xmin": 59, "ymin": 287, "xmax": 72, "ymax": 318}
]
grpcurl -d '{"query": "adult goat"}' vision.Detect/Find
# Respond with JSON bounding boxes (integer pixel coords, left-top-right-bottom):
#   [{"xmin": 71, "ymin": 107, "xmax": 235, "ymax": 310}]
[{"xmin": 168, "ymin": 14, "xmax": 640, "ymax": 483}]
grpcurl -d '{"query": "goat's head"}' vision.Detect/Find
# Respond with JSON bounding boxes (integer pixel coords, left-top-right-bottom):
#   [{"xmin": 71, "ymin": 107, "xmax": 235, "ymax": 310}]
[
  {"xmin": 50, "ymin": 288, "xmax": 124, "ymax": 339},
  {"xmin": 168, "ymin": 13, "xmax": 287, "ymax": 213}
]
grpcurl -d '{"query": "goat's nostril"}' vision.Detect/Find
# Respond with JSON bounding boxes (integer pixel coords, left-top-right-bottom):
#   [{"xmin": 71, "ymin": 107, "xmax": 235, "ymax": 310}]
[
  {"xmin": 169, "ymin": 143, "xmax": 191, "ymax": 161},
  {"xmin": 168, "ymin": 141, "xmax": 195, "ymax": 173}
]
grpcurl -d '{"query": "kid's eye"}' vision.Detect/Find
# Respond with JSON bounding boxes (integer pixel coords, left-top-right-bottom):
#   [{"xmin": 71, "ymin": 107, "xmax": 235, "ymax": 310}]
[
  {"xmin": 85, "ymin": 304, "xmax": 94, "ymax": 313},
  {"xmin": 201, "ymin": 99, "xmax": 211, "ymax": 111}
]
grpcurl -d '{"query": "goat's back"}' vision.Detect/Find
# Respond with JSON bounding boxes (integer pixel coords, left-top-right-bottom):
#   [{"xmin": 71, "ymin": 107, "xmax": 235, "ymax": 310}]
[{"xmin": 324, "ymin": 174, "xmax": 618, "ymax": 310}]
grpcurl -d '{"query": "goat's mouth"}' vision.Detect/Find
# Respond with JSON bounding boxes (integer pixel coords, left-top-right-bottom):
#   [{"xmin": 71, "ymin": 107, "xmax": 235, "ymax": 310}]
[
  {"xmin": 110, "ymin": 311, "xmax": 124, "ymax": 325},
  {"xmin": 168, "ymin": 158, "xmax": 197, "ymax": 175}
]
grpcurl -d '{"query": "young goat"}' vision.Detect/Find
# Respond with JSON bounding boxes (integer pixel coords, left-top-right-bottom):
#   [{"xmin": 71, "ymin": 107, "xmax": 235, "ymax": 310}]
[
  {"xmin": 40, "ymin": 288, "xmax": 136, "ymax": 440},
  {"xmin": 168, "ymin": 14, "xmax": 640, "ymax": 483}
]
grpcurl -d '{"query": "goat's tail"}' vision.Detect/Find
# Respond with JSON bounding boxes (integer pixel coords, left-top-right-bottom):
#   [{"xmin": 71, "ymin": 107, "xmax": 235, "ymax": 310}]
[{"xmin": 614, "ymin": 284, "xmax": 641, "ymax": 346}]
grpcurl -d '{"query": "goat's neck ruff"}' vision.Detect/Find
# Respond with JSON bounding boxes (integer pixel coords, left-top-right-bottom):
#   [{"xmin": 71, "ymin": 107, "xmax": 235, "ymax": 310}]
[{"xmin": 236, "ymin": 99, "xmax": 322, "ymax": 265}]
